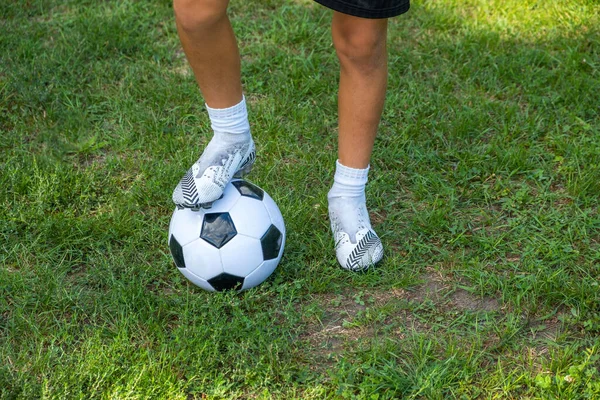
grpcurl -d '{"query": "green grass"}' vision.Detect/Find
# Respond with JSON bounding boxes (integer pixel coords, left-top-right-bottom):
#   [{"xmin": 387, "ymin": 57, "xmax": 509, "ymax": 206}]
[{"xmin": 1, "ymin": 0, "xmax": 600, "ymax": 398}]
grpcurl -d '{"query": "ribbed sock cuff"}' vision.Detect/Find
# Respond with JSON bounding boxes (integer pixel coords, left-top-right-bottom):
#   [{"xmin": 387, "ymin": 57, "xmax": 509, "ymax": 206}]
[
  {"xmin": 334, "ymin": 160, "xmax": 369, "ymax": 186},
  {"xmin": 206, "ymin": 96, "xmax": 250, "ymax": 136},
  {"xmin": 328, "ymin": 160, "xmax": 369, "ymax": 200},
  {"xmin": 206, "ymin": 96, "xmax": 247, "ymax": 119}
]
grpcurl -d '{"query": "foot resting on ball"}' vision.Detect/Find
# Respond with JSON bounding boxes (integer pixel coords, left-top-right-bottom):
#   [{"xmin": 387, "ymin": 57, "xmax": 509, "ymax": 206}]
[
  {"xmin": 328, "ymin": 195, "xmax": 384, "ymax": 271},
  {"xmin": 172, "ymin": 136, "xmax": 255, "ymax": 209},
  {"xmin": 172, "ymin": 97, "xmax": 255, "ymax": 209}
]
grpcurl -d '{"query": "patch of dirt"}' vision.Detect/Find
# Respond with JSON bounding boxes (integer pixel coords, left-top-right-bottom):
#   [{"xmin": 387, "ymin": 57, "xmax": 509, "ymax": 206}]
[
  {"xmin": 505, "ymin": 253, "xmax": 521, "ymax": 263},
  {"xmin": 450, "ymin": 288, "xmax": 500, "ymax": 312},
  {"xmin": 244, "ymin": 93, "xmax": 267, "ymax": 106},
  {"xmin": 74, "ymin": 152, "xmax": 108, "ymax": 169},
  {"xmin": 65, "ymin": 264, "xmax": 88, "ymax": 282},
  {"xmin": 527, "ymin": 313, "xmax": 565, "ymax": 354},
  {"xmin": 370, "ymin": 208, "xmax": 388, "ymax": 226},
  {"xmin": 405, "ymin": 271, "xmax": 450, "ymax": 303},
  {"xmin": 299, "ymin": 272, "xmax": 505, "ymax": 368},
  {"xmin": 300, "ymin": 289, "xmax": 408, "ymax": 367},
  {"xmin": 173, "ymin": 64, "xmax": 192, "ymax": 77},
  {"xmin": 404, "ymin": 271, "xmax": 501, "ymax": 313},
  {"xmin": 172, "ymin": 49, "xmax": 192, "ymax": 77}
]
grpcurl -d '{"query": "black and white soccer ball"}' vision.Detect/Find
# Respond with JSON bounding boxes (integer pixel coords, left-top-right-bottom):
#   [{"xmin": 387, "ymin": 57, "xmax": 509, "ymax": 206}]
[{"xmin": 168, "ymin": 179, "xmax": 285, "ymax": 291}]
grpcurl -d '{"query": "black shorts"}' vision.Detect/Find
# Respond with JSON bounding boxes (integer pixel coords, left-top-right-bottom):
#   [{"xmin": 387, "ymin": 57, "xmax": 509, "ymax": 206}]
[{"xmin": 313, "ymin": 0, "xmax": 410, "ymax": 19}]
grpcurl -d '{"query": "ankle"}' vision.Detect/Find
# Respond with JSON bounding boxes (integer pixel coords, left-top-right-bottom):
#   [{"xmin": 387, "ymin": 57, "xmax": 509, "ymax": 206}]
[{"xmin": 206, "ymin": 96, "xmax": 251, "ymax": 140}]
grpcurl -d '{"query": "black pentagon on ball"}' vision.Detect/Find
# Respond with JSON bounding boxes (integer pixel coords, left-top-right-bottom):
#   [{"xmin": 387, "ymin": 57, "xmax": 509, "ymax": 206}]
[
  {"xmin": 200, "ymin": 212, "xmax": 237, "ymax": 249},
  {"xmin": 261, "ymin": 224, "xmax": 283, "ymax": 260},
  {"xmin": 232, "ymin": 180, "xmax": 264, "ymax": 200},
  {"xmin": 169, "ymin": 235, "xmax": 186, "ymax": 269},
  {"xmin": 208, "ymin": 273, "xmax": 245, "ymax": 291}
]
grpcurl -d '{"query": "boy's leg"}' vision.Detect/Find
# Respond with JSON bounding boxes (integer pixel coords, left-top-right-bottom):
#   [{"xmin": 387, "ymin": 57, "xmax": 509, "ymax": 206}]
[
  {"xmin": 328, "ymin": 12, "xmax": 388, "ymax": 270},
  {"xmin": 174, "ymin": 0, "xmax": 242, "ymax": 107},
  {"xmin": 333, "ymin": 12, "xmax": 388, "ymax": 169},
  {"xmin": 172, "ymin": 0, "xmax": 255, "ymax": 208}
]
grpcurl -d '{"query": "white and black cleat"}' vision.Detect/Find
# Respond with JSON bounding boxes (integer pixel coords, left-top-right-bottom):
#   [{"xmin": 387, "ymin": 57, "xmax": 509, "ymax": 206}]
[
  {"xmin": 333, "ymin": 228, "xmax": 384, "ymax": 272},
  {"xmin": 172, "ymin": 140, "xmax": 255, "ymax": 209},
  {"xmin": 328, "ymin": 199, "xmax": 384, "ymax": 271}
]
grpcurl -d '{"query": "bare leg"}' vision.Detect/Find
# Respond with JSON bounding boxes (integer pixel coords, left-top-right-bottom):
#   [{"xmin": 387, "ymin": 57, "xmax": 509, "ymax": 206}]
[
  {"xmin": 327, "ymin": 13, "xmax": 388, "ymax": 270},
  {"xmin": 173, "ymin": 0, "xmax": 242, "ymax": 108},
  {"xmin": 332, "ymin": 12, "xmax": 388, "ymax": 169},
  {"xmin": 171, "ymin": 0, "xmax": 255, "ymax": 208}
]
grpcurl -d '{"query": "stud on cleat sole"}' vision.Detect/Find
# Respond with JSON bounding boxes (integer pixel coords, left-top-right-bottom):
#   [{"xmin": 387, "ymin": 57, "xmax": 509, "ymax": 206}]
[{"xmin": 189, "ymin": 202, "xmax": 214, "ymax": 211}]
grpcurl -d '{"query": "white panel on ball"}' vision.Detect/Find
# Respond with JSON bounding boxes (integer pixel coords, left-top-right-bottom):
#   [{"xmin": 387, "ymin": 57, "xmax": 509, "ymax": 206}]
[
  {"xmin": 228, "ymin": 197, "xmax": 272, "ymax": 239},
  {"xmin": 220, "ymin": 234, "xmax": 264, "ymax": 277},
  {"xmin": 183, "ymin": 239, "xmax": 224, "ymax": 281},
  {"xmin": 178, "ymin": 269, "xmax": 216, "ymax": 292},
  {"xmin": 209, "ymin": 183, "xmax": 241, "ymax": 212},
  {"xmin": 241, "ymin": 258, "xmax": 280, "ymax": 290},
  {"xmin": 169, "ymin": 208, "xmax": 204, "ymax": 247},
  {"xmin": 262, "ymin": 192, "xmax": 285, "ymax": 235}
]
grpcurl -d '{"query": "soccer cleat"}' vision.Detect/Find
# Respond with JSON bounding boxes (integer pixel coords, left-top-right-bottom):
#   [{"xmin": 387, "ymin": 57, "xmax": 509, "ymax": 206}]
[
  {"xmin": 172, "ymin": 139, "xmax": 255, "ymax": 209},
  {"xmin": 328, "ymin": 199, "xmax": 383, "ymax": 271},
  {"xmin": 333, "ymin": 228, "xmax": 384, "ymax": 271}
]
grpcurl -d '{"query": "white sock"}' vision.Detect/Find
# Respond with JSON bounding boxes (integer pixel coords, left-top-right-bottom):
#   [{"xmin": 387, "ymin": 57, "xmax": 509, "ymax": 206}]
[
  {"xmin": 327, "ymin": 160, "xmax": 371, "ymax": 244},
  {"xmin": 206, "ymin": 96, "xmax": 251, "ymax": 144},
  {"xmin": 191, "ymin": 96, "xmax": 254, "ymax": 173}
]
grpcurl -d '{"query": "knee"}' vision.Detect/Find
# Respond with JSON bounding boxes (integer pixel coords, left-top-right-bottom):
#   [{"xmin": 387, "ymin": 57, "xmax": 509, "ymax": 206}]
[
  {"xmin": 333, "ymin": 27, "xmax": 387, "ymax": 72},
  {"xmin": 173, "ymin": 0, "xmax": 228, "ymax": 32}
]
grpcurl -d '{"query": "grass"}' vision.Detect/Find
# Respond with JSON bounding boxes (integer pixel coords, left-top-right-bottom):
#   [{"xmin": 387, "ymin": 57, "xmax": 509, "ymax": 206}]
[{"xmin": 1, "ymin": 0, "xmax": 599, "ymax": 398}]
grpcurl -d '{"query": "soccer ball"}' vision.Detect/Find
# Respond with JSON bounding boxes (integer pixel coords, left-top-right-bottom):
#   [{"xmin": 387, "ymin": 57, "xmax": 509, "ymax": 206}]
[{"xmin": 168, "ymin": 179, "xmax": 285, "ymax": 291}]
